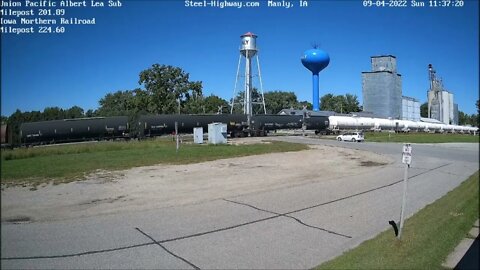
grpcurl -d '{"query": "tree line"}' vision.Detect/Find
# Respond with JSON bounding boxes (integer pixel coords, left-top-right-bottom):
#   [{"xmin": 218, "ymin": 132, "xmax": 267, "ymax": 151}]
[
  {"xmin": 2, "ymin": 63, "xmax": 361, "ymax": 124},
  {"xmin": 2, "ymin": 63, "xmax": 477, "ymax": 143}
]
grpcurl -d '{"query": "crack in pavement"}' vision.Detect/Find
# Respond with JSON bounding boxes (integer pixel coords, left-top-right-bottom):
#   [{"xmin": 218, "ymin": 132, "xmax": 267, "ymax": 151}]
[
  {"xmin": 222, "ymin": 198, "xmax": 352, "ymax": 239},
  {"xmin": 135, "ymin": 227, "xmax": 200, "ymax": 270}
]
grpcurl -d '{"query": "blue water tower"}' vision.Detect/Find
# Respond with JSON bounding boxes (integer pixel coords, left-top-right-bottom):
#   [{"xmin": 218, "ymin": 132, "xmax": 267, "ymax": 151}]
[{"xmin": 301, "ymin": 49, "xmax": 330, "ymax": 111}]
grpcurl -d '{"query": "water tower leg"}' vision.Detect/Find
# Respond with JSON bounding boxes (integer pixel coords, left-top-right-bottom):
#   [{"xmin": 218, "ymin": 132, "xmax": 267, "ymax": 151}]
[
  {"xmin": 230, "ymin": 54, "xmax": 243, "ymax": 114},
  {"xmin": 313, "ymin": 73, "xmax": 319, "ymax": 111}
]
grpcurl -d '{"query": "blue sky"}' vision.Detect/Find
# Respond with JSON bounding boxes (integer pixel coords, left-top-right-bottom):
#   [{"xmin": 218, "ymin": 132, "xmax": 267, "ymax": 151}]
[{"xmin": 1, "ymin": 0, "xmax": 479, "ymax": 116}]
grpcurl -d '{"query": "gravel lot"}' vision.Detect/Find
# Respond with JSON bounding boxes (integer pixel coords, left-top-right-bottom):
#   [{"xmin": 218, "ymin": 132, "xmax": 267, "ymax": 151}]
[{"xmin": 1, "ymin": 143, "xmax": 390, "ymax": 223}]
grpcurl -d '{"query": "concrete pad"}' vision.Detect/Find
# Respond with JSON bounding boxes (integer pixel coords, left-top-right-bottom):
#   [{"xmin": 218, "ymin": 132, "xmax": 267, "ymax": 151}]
[
  {"xmin": 442, "ymin": 238, "xmax": 475, "ymax": 269},
  {"xmin": 468, "ymin": 227, "xmax": 479, "ymax": 238},
  {"xmin": 474, "ymin": 219, "xmax": 479, "ymax": 227}
]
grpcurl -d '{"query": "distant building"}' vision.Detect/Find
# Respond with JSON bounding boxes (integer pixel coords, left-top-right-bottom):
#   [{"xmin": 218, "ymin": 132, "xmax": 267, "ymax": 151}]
[
  {"xmin": 428, "ymin": 90, "xmax": 455, "ymax": 124},
  {"xmin": 401, "ymin": 96, "xmax": 420, "ymax": 121},
  {"xmin": 362, "ymin": 55, "xmax": 402, "ymax": 119},
  {"xmin": 427, "ymin": 64, "xmax": 457, "ymax": 125}
]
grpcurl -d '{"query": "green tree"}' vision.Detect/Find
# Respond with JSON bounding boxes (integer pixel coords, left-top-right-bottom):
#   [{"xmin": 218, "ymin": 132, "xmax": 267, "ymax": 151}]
[
  {"xmin": 182, "ymin": 94, "xmax": 205, "ymax": 114},
  {"xmin": 297, "ymin": 101, "xmax": 312, "ymax": 110},
  {"xmin": 1, "ymin": 115, "xmax": 8, "ymax": 124},
  {"xmin": 131, "ymin": 88, "xmax": 153, "ymax": 114},
  {"xmin": 138, "ymin": 64, "xmax": 202, "ymax": 114},
  {"xmin": 320, "ymin": 93, "xmax": 335, "ymax": 111},
  {"xmin": 320, "ymin": 93, "xmax": 360, "ymax": 113},
  {"xmin": 343, "ymin": 94, "xmax": 361, "ymax": 113},
  {"xmin": 202, "ymin": 95, "xmax": 229, "ymax": 114},
  {"xmin": 43, "ymin": 107, "xmax": 65, "ymax": 120},
  {"xmin": 23, "ymin": 111, "xmax": 42, "ymax": 122},
  {"xmin": 263, "ymin": 91, "xmax": 298, "ymax": 114},
  {"xmin": 420, "ymin": 102, "xmax": 428, "ymax": 118},
  {"xmin": 459, "ymin": 111, "xmax": 479, "ymax": 126},
  {"xmin": 7, "ymin": 109, "xmax": 25, "ymax": 144},
  {"xmin": 231, "ymin": 88, "xmax": 265, "ymax": 114},
  {"xmin": 458, "ymin": 111, "xmax": 467, "ymax": 125},
  {"xmin": 97, "ymin": 90, "xmax": 137, "ymax": 117},
  {"xmin": 85, "ymin": 109, "xmax": 96, "ymax": 117},
  {"xmin": 65, "ymin": 106, "xmax": 84, "ymax": 119},
  {"xmin": 96, "ymin": 89, "xmax": 147, "ymax": 135}
]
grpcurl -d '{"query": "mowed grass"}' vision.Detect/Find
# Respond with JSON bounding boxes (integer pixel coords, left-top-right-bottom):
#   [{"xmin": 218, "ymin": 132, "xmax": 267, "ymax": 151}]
[
  {"xmin": 1, "ymin": 139, "xmax": 309, "ymax": 185},
  {"xmin": 364, "ymin": 132, "xmax": 479, "ymax": 143},
  {"xmin": 316, "ymin": 171, "xmax": 479, "ymax": 270}
]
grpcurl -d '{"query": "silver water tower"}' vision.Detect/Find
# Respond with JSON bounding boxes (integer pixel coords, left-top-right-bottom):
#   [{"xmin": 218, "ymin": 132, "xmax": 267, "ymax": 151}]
[{"xmin": 231, "ymin": 32, "xmax": 266, "ymax": 125}]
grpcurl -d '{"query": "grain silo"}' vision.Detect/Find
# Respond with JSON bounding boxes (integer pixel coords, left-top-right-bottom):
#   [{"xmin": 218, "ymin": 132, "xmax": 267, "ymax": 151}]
[
  {"xmin": 427, "ymin": 64, "xmax": 458, "ymax": 124},
  {"xmin": 362, "ymin": 55, "xmax": 402, "ymax": 119}
]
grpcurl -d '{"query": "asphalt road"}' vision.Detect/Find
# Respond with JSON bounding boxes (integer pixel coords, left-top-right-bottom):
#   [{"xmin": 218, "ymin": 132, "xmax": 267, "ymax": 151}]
[{"xmin": 2, "ymin": 137, "xmax": 479, "ymax": 269}]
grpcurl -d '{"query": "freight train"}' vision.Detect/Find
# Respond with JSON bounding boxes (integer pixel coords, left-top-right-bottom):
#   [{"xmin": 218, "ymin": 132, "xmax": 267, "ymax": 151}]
[
  {"xmin": 3, "ymin": 113, "xmax": 477, "ymax": 147},
  {"xmin": 8, "ymin": 114, "xmax": 329, "ymax": 146},
  {"xmin": 328, "ymin": 115, "xmax": 479, "ymax": 134},
  {"xmin": 18, "ymin": 116, "xmax": 130, "ymax": 146}
]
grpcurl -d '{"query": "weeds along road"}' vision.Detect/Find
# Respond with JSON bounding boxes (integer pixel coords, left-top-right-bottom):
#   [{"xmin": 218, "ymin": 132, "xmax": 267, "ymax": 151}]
[{"xmin": 1, "ymin": 136, "xmax": 479, "ymax": 269}]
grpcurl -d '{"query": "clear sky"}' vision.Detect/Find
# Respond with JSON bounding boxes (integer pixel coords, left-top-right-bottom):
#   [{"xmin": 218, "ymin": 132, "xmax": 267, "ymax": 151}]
[{"xmin": 1, "ymin": 0, "xmax": 479, "ymax": 116}]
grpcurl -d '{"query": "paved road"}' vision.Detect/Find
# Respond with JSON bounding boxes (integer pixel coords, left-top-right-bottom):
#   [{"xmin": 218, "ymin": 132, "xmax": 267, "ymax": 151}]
[{"xmin": 2, "ymin": 137, "xmax": 478, "ymax": 269}]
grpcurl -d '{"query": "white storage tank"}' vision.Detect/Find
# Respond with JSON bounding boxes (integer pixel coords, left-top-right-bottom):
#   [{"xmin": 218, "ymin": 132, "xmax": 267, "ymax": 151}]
[
  {"xmin": 357, "ymin": 117, "xmax": 375, "ymax": 130},
  {"xmin": 408, "ymin": 120, "xmax": 420, "ymax": 131},
  {"xmin": 330, "ymin": 116, "xmax": 358, "ymax": 129},
  {"xmin": 208, "ymin": 123, "xmax": 227, "ymax": 144}
]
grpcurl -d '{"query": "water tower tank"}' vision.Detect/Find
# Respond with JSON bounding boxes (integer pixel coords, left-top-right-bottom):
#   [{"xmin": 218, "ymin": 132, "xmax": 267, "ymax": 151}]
[
  {"xmin": 240, "ymin": 32, "xmax": 257, "ymax": 58},
  {"xmin": 301, "ymin": 48, "xmax": 330, "ymax": 111},
  {"xmin": 301, "ymin": 49, "xmax": 330, "ymax": 75}
]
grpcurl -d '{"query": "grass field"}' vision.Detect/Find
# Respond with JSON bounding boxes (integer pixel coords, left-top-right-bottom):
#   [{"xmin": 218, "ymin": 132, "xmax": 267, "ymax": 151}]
[
  {"xmin": 1, "ymin": 139, "xmax": 309, "ymax": 186},
  {"xmin": 363, "ymin": 132, "xmax": 479, "ymax": 143},
  {"xmin": 316, "ymin": 171, "xmax": 479, "ymax": 270}
]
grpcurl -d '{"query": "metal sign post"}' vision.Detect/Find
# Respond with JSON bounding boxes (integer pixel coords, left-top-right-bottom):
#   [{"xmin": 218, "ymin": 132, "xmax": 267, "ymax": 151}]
[{"xmin": 398, "ymin": 143, "xmax": 412, "ymax": 239}]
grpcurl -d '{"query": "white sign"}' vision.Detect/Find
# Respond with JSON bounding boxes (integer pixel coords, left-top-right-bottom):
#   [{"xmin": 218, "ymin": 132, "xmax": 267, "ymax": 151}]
[
  {"xmin": 403, "ymin": 144, "xmax": 412, "ymax": 154},
  {"xmin": 402, "ymin": 143, "xmax": 412, "ymax": 165},
  {"xmin": 402, "ymin": 154, "xmax": 412, "ymax": 165}
]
